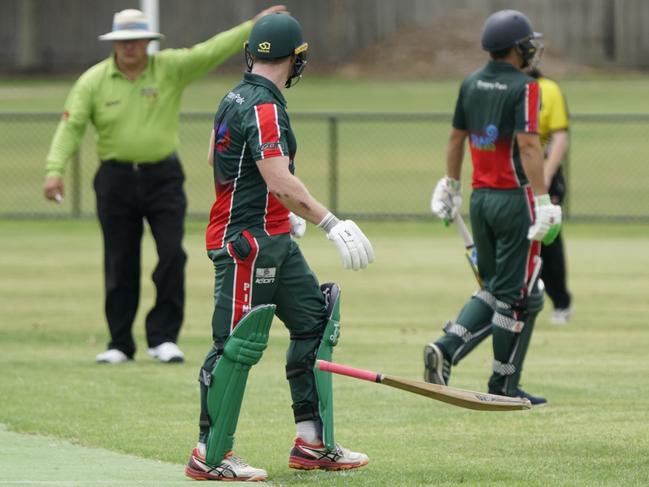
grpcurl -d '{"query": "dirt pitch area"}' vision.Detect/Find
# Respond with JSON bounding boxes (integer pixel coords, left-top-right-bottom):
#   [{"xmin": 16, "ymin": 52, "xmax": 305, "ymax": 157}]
[{"xmin": 334, "ymin": 9, "xmax": 599, "ymax": 79}]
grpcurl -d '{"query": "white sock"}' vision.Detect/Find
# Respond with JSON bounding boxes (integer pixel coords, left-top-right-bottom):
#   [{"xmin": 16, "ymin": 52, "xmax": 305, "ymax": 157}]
[
  {"xmin": 197, "ymin": 442, "xmax": 206, "ymax": 456},
  {"xmin": 296, "ymin": 420, "xmax": 320, "ymax": 444}
]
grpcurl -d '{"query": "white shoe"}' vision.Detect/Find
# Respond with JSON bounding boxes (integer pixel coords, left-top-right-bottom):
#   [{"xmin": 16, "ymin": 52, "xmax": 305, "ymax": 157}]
[
  {"xmin": 95, "ymin": 349, "xmax": 130, "ymax": 364},
  {"xmin": 148, "ymin": 342, "xmax": 185, "ymax": 363},
  {"xmin": 550, "ymin": 307, "xmax": 572, "ymax": 325},
  {"xmin": 288, "ymin": 437, "xmax": 369, "ymax": 470},
  {"xmin": 185, "ymin": 448, "xmax": 268, "ymax": 481}
]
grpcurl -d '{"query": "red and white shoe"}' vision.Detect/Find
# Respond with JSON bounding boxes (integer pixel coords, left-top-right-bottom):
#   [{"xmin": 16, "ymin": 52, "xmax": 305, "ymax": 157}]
[
  {"xmin": 288, "ymin": 438, "xmax": 369, "ymax": 471},
  {"xmin": 185, "ymin": 448, "xmax": 267, "ymax": 482}
]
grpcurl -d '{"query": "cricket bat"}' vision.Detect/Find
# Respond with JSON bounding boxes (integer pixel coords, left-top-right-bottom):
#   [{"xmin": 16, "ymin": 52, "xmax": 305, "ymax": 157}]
[
  {"xmin": 316, "ymin": 360, "xmax": 531, "ymax": 411},
  {"xmin": 452, "ymin": 214, "xmax": 483, "ymax": 288}
]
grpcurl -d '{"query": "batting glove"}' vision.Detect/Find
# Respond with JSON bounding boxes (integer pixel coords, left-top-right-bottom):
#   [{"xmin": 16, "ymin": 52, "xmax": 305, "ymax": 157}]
[
  {"xmin": 431, "ymin": 176, "xmax": 462, "ymax": 222},
  {"xmin": 318, "ymin": 213, "xmax": 374, "ymax": 270},
  {"xmin": 288, "ymin": 212, "xmax": 306, "ymax": 238},
  {"xmin": 528, "ymin": 194, "xmax": 562, "ymax": 245}
]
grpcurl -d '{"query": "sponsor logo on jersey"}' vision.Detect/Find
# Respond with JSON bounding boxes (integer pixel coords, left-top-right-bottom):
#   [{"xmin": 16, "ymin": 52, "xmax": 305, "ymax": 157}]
[
  {"xmin": 225, "ymin": 91, "xmax": 245, "ymax": 105},
  {"xmin": 470, "ymin": 124, "xmax": 499, "ymax": 151},
  {"xmin": 477, "ymin": 80, "xmax": 508, "ymax": 91},
  {"xmin": 255, "ymin": 267, "xmax": 276, "ymax": 284},
  {"xmin": 140, "ymin": 87, "xmax": 158, "ymax": 103},
  {"xmin": 258, "ymin": 41, "xmax": 271, "ymax": 53},
  {"xmin": 261, "ymin": 142, "xmax": 280, "ymax": 151}
]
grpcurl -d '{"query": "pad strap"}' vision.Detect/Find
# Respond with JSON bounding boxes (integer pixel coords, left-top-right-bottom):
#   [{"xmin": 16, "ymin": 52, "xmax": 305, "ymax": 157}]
[
  {"xmin": 493, "ymin": 359, "xmax": 516, "ymax": 376},
  {"xmin": 493, "ymin": 312, "xmax": 524, "ymax": 333},
  {"xmin": 474, "ymin": 290, "xmax": 496, "ymax": 309},
  {"xmin": 443, "ymin": 321, "xmax": 472, "ymax": 343}
]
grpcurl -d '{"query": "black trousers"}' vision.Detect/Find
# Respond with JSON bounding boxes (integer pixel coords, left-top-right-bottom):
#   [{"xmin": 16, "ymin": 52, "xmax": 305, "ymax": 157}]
[
  {"xmin": 541, "ymin": 169, "xmax": 571, "ymax": 310},
  {"xmin": 93, "ymin": 155, "xmax": 187, "ymax": 358},
  {"xmin": 540, "ymin": 231, "xmax": 571, "ymax": 310}
]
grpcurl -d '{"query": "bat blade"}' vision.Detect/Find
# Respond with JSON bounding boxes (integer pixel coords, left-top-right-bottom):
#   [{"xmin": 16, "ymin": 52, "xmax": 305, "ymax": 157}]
[
  {"xmin": 316, "ymin": 360, "xmax": 531, "ymax": 411},
  {"xmin": 380, "ymin": 375, "xmax": 531, "ymax": 411}
]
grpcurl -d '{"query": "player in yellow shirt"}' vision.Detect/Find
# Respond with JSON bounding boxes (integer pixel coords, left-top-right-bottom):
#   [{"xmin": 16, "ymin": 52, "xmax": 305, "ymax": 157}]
[{"xmin": 529, "ymin": 68, "xmax": 573, "ymax": 324}]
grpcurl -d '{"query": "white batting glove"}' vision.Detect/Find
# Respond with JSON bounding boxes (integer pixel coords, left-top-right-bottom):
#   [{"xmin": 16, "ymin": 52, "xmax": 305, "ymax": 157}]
[
  {"xmin": 288, "ymin": 212, "xmax": 306, "ymax": 238},
  {"xmin": 528, "ymin": 194, "xmax": 562, "ymax": 245},
  {"xmin": 318, "ymin": 213, "xmax": 374, "ymax": 270},
  {"xmin": 431, "ymin": 176, "xmax": 462, "ymax": 222}
]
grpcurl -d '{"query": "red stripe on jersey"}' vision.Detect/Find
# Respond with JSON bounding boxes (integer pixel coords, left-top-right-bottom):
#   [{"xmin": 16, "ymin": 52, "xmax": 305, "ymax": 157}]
[
  {"xmin": 206, "ymin": 180, "xmax": 234, "ymax": 249},
  {"xmin": 525, "ymin": 82, "xmax": 540, "ymax": 133},
  {"xmin": 263, "ymin": 191, "xmax": 291, "ymax": 236},
  {"xmin": 254, "ymin": 103, "xmax": 284, "ymax": 159},
  {"xmin": 470, "ymin": 137, "xmax": 520, "ymax": 189},
  {"xmin": 227, "ymin": 231, "xmax": 259, "ymax": 332}
]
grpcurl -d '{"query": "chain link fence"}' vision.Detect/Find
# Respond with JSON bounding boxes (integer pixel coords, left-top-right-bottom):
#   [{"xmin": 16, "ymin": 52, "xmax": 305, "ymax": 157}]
[{"xmin": 1, "ymin": 112, "xmax": 648, "ymax": 220}]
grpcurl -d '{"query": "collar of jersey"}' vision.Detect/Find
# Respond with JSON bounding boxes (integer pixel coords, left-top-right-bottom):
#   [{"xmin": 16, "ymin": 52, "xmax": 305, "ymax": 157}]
[
  {"xmin": 486, "ymin": 60, "xmax": 521, "ymax": 73},
  {"xmin": 243, "ymin": 73, "xmax": 287, "ymax": 107},
  {"xmin": 108, "ymin": 54, "xmax": 151, "ymax": 80}
]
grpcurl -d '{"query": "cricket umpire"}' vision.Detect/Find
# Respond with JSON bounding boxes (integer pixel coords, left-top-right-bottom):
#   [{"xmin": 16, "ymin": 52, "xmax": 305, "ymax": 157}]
[
  {"xmin": 42, "ymin": 5, "xmax": 286, "ymax": 364},
  {"xmin": 425, "ymin": 10, "xmax": 562, "ymax": 405},
  {"xmin": 184, "ymin": 13, "xmax": 373, "ymax": 481}
]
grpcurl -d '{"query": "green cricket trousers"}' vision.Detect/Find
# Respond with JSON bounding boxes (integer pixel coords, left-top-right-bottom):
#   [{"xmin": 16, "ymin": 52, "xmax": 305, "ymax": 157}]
[
  {"xmin": 197, "ymin": 231, "xmax": 328, "ymax": 442},
  {"xmin": 438, "ymin": 186, "xmax": 544, "ymax": 395}
]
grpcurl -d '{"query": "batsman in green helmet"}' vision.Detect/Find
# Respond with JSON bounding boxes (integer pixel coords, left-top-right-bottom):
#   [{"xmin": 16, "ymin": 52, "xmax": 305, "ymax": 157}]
[
  {"xmin": 184, "ymin": 13, "xmax": 373, "ymax": 482},
  {"xmin": 424, "ymin": 10, "xmax": 562, "ymax": 406}
]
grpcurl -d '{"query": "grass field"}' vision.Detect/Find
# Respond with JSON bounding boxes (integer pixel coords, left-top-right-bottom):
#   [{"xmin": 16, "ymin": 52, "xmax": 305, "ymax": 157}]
[
  {"xmin": 1, "ymin": 75, "xmax": 649, "ymax": 219},
  {"xmin": 2, "ymin": 219, "xmax": 649, "ymax": 486}
]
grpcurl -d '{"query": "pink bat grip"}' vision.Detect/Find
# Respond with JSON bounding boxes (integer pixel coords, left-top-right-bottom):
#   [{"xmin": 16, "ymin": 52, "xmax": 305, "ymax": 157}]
[{"xmin": 316, "ymin": 360, "xmax": 381, "ymax": 383}]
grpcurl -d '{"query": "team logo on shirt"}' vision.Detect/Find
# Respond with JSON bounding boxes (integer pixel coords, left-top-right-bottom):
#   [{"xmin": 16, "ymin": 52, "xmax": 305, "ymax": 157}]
[
  {"xmin": 470, "ymin": 124, "xmax": 499, "ymax": 151},
  {"xmin": 215, "ymin": 121, "xmax": 230, "ymax": 153},
  {"xmin": 141, "ymin": 87, "xmax": 158, "ymax": 104},
  {"xmin": 255, "ymin": 267, "xmax": 276, "ymax": 284}
]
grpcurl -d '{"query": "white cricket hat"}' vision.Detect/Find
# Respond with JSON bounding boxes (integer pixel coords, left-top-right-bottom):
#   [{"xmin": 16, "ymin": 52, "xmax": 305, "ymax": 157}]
[{"xmin": 98, "ymin": 9, "xmax": 164, "ymax": 41}]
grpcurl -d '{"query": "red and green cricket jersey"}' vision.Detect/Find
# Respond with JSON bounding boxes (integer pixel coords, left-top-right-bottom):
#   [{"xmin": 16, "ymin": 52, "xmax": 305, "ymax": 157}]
[
  {"xmin": 206, "ymin": 73, "xmax": 295, "ymax": 250},
  {"xmin": 453, "ymin": 60, "xmax": 540, "ymax": 189}
]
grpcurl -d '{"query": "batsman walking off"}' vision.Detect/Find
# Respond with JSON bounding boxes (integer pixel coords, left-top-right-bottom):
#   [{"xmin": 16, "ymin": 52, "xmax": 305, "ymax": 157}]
[
  {"xmin": 425, "ymin": 10, "xmax": 562, "ymax": 405},
  {"xmin": 185, "ymin": 13, "xmax": 374, "ymax": 482}
]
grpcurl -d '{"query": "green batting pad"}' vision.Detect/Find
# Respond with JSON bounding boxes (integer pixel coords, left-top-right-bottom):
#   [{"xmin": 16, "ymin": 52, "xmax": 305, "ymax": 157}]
[
  {"xmin": 205, "ymin": 304, "xmax": 276, "ymax": 466},
  {"xmin": 314, "ymin": 284, "xmax": 341, "ymax": 450}
]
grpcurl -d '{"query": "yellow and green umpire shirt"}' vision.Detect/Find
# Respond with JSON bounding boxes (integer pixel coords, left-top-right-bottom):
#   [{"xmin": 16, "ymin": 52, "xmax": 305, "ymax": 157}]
[
  {"xmin": 45, "ymin": 21, "xmax": 253, "ymax": 177},
  {"xmin": 206, "ymin": 73, "xmax": 295, "ymax": 250},
  {"xmin": 537, "ymin": 76, "xmax": 569, "ymax": 149},
  {"xmin": 453, "ymin": 60, "xmax": 540, "ymax": 189}
]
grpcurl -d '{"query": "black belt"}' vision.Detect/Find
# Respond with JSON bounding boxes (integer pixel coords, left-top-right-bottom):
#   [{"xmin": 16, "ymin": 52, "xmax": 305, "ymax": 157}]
[{"xmin": 101, "ymin": 153, "xmax": 178, "ymax": 170}]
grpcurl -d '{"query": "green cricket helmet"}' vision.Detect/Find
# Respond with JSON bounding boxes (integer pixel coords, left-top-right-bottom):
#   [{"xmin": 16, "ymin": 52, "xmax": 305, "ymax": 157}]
[
  {"xmin": 481, "ymin": 10, "xmax": 543, "ymax": 68},
  {"xmin": 245, "ymin": 13, "xmax": 308, "ymax": 88}
]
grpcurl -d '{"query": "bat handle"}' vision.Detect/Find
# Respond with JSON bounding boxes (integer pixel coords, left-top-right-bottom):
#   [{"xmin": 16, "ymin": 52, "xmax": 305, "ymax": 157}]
[{"xmin": 316, "ymin": 360, "xmax": 381, "ymax": 383}]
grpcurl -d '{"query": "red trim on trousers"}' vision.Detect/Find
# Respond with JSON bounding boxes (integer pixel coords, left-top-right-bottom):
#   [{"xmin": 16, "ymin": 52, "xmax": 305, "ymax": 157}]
[{"xmin": 226, "ymin": 231, "xmax": 259, "ymax": 332}]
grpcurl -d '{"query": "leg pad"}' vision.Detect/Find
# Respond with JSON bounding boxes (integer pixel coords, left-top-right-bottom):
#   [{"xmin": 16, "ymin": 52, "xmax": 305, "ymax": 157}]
[{"xmin": 205, "ymin": 304, "xmax": 276, "ymax": 465}]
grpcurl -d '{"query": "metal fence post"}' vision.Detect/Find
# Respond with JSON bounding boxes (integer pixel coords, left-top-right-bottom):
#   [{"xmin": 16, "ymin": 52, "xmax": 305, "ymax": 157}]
[
  {"xmin": 328, "ymin": 116, "xmax": 338, "ymax": 214},
  {"xmin": 71, "ymin": 152, "xmax": 81, "ymax": 218}
]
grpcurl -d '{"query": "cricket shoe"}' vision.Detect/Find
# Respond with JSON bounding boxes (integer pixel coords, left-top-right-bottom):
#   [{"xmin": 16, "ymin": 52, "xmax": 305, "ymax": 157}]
[
  {"xmin": 148, "ymin": 342, "xmax": 185, "ymax": 363},
  {"xmin": 95, "ymin": 349, "xmax": 131, "ymax": 364},
  {"xmin": 490, "ymin": 388, "xmax": 547, "ymax": 406},
  {"xmin": 423, "ymin": 342, "xmax": 451, "ymax": 385},
  {"xmin": 184, "ymin": 448, "xmax": 268, "ymax": 482},
  {"xmin": 550, "ymin": 307, "xmax": 572, "ymax": 325},
  {"xmin": 288, "ymin": 438, "xmax": 369, "ymax": 471}
]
